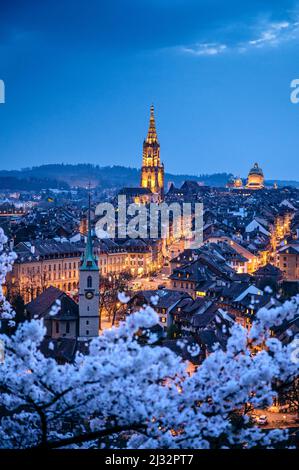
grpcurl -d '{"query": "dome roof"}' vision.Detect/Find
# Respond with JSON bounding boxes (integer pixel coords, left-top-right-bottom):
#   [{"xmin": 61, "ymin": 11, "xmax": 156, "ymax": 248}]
[
  {"xmin": 248, "ymin": 162, "xmax": 264, "ymax": 177},
  {"xmin": 233, "ymin": 177, "xmax": 243, "ymax": 188}
]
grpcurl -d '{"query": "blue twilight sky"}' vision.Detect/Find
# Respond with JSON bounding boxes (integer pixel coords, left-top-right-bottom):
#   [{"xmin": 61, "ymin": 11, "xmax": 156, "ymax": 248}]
[{"xmin": 0, "ymin": 0, "xmax": 299, "ymax": 179}]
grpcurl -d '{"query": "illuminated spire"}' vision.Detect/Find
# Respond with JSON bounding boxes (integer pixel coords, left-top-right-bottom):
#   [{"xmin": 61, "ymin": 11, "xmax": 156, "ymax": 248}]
[
  {"xmin": 145, "ymin": 104, "xmax": 158, "ymax": 144},
  {"xmin": 80, "ymin": 188, "xmax": 98, "ymax": 271}
]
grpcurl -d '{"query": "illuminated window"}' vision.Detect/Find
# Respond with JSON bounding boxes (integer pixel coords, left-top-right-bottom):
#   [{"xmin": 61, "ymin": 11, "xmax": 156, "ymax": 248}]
[{"xmin": 196, "ymin": 291, "xmax": 206, "ymax": 297}]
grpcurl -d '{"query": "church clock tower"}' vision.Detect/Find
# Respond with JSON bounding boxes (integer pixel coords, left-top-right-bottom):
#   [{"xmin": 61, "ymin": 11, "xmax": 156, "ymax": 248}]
[
  {"xmin": 140, "ymin": 105, "xmax": 164, "ymax": 201},
  {"xmin": 78, "ymin": 195, "xmax": 100, "ymax": 340}
]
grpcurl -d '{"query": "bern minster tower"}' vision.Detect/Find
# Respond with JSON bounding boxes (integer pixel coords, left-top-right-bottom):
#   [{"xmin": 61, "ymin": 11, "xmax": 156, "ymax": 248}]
[{"xmin": 140, "ymin": 105, "xmax": 164, "ymax": 201}]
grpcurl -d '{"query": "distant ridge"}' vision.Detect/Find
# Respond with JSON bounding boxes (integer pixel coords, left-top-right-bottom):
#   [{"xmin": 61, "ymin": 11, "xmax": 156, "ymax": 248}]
[{"xmin": 0, "ymin": 164, "xmax": 298, "ymax": 189}]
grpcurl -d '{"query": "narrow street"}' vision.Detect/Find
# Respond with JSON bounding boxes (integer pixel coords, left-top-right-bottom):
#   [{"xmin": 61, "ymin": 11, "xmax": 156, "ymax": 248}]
[
  {"xmin": 128, "ymin": 273, "xmax": 171, "ymax": 292},
  {"xmin": 253, "ymin": 409, "xmax": 299, "ymax": 429}
]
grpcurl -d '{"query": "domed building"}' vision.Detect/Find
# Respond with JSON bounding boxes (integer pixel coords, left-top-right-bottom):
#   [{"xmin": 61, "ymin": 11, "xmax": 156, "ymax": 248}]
[
  {"xmin": 226, "ymin": 176, "xmax": 243, "ymax": 189},
  {"xmin": 246, "ymin": 163, "xmax": 264, "ymax": 190},
  {"xmin": 233, "ymin": 176, "xmax": 243, "ymax": 188}
]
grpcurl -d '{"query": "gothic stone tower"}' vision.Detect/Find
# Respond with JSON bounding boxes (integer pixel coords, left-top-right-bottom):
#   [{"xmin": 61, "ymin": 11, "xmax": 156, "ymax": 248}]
[
  {"xmin": 140, "ymin": 105, "xmax": 164, "ymax": 201},
  {"xmin": 78, "ymin": 196, "xmax": 100, "ymax": 339}
]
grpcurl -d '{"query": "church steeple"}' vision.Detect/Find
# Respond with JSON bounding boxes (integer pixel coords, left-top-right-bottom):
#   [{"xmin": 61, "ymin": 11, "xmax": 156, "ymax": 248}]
[
  {"xmin": 78, "ymin": 190, "xmax": 100, "ymax": 340},
  {"xmin": 145, "ymin": 104, "xmax": 158, "ymax": 144},
  {"xmin": 140, "ymin": 105, "xmax": 164, "ymax": 201},
  {"xmin": 80, "ymin": 192, "xmax": 98, "ymax": 272}
]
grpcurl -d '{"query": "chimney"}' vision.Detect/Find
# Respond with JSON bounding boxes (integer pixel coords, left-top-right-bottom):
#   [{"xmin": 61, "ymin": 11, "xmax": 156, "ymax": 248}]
[{"xmin": 30, "ymin": 244, "xmax": 35, "ymax": 255}]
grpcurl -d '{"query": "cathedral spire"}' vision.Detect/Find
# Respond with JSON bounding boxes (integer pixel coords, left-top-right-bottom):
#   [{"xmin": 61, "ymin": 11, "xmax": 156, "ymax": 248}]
[
  {"xmin": 80, "ymin": 189, "xmax": 98, "ymax": 271},
  {"xmin": 140, "ymin": 105, "xmax": 164, "ymax": 201},
  {"xmin": 145, "ymin": 104, "xmax": 158, "ymax": 144}
]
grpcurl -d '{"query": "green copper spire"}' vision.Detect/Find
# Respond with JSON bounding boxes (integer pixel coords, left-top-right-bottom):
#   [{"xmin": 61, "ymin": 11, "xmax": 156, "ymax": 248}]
[{"xmin": 80, "ymin": 191, "xmax": 99, "ymax": 271}]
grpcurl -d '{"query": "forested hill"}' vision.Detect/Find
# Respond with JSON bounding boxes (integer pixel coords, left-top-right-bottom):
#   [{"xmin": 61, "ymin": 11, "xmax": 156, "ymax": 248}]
[
  {"xmin": 0, "ymin": 164, "xmax": 298, "ymax": 189},
  {"xmin": 0, "ymin": 164, "xmax": 234, "ymax": 189}
]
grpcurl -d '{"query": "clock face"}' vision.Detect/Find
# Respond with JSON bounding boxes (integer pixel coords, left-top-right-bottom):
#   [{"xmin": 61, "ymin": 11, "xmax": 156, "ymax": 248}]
[{"xmin": 85, "ymin": 291, "xmax": 94, "ymax": 300}]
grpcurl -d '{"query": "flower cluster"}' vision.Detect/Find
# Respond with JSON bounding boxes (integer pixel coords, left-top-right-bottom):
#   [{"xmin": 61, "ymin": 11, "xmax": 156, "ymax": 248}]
[
  {"xmin": 0, "ymin": 230, "xmax": 298, "ymax": 449},
  {"xmin": 0, "ymin": 228, "xmax": 16, "ymax": 325}
]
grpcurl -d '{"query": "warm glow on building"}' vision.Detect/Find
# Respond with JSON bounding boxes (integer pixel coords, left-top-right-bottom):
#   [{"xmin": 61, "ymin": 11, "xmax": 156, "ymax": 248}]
[
  {"xmin": 245, "ymin": 163, "xmax": 265, "ymax": 190},
  {"xmin": 140, "ymin": 105, "xmax": 164, "ymax": 201}
]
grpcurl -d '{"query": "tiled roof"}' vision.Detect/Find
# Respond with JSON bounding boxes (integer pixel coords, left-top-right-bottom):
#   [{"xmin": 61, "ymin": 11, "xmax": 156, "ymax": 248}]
[
  {"xmin": 254, "ymin": 263, "xmax": 282, "ymax": 276},
  {"xmin": 162, "ymin": 338, "xmax": 202, "ymax": 365},
  {"xmin": 131, "ymin": 289, "xmax": 190, "ymax": 309},
  {"xmin": 40, "ymin": 338, "xmax": 90, "ymax": 362},
  {"xmin": 26, "ymin": 286, "xmax": 79, "ymax": 320},
  {"xmin": 191, "ymin": 303, "xmax": 219, "ymax": 328},
  {"xmin": 14, "ymin": 240, "xmax": 84, "ymax": 262},
  {"xmin": 118, "ymin": 187, "xmax": 152, "ymax": 195},
  {"xmin": 221, "ymin": 282, "xmax": 252, "ymax": 300},
  {"xmin": 278, "ymin": 245, "xmax": 299, "ymax": 254},
  {"xmin": 239, "ymin": 293, "xmax": 280, "ymax": 310}
]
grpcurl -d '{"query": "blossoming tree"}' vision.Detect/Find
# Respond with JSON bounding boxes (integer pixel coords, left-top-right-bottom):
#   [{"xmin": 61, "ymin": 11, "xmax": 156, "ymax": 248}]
[{"xmin": 0, "ymin": 228, "xmax": 298, "ymax": 449}]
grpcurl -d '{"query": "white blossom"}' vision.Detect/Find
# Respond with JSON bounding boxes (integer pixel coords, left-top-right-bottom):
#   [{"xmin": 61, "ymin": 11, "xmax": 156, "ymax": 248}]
[
  {"xmin": 0, "ymin": 228, "xmax": 16, "ymax": 322},
  {"xmin": 264, "ymin": 286, "xmax": 273, "ymax": 294},
  {"xmin": 150, "ymin": 295, "xmax": 159, "ymax": 306},
  {"xmin": 0, "ymin": 233, "xmax": 297, "ymax": 449},
  {"xmin": 48, "ymin": 299, "xmax": 61, "ymax": 316},
  {"xmin": 117, "ymin": 292, "xmax": 130, "ymax": 304}
]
